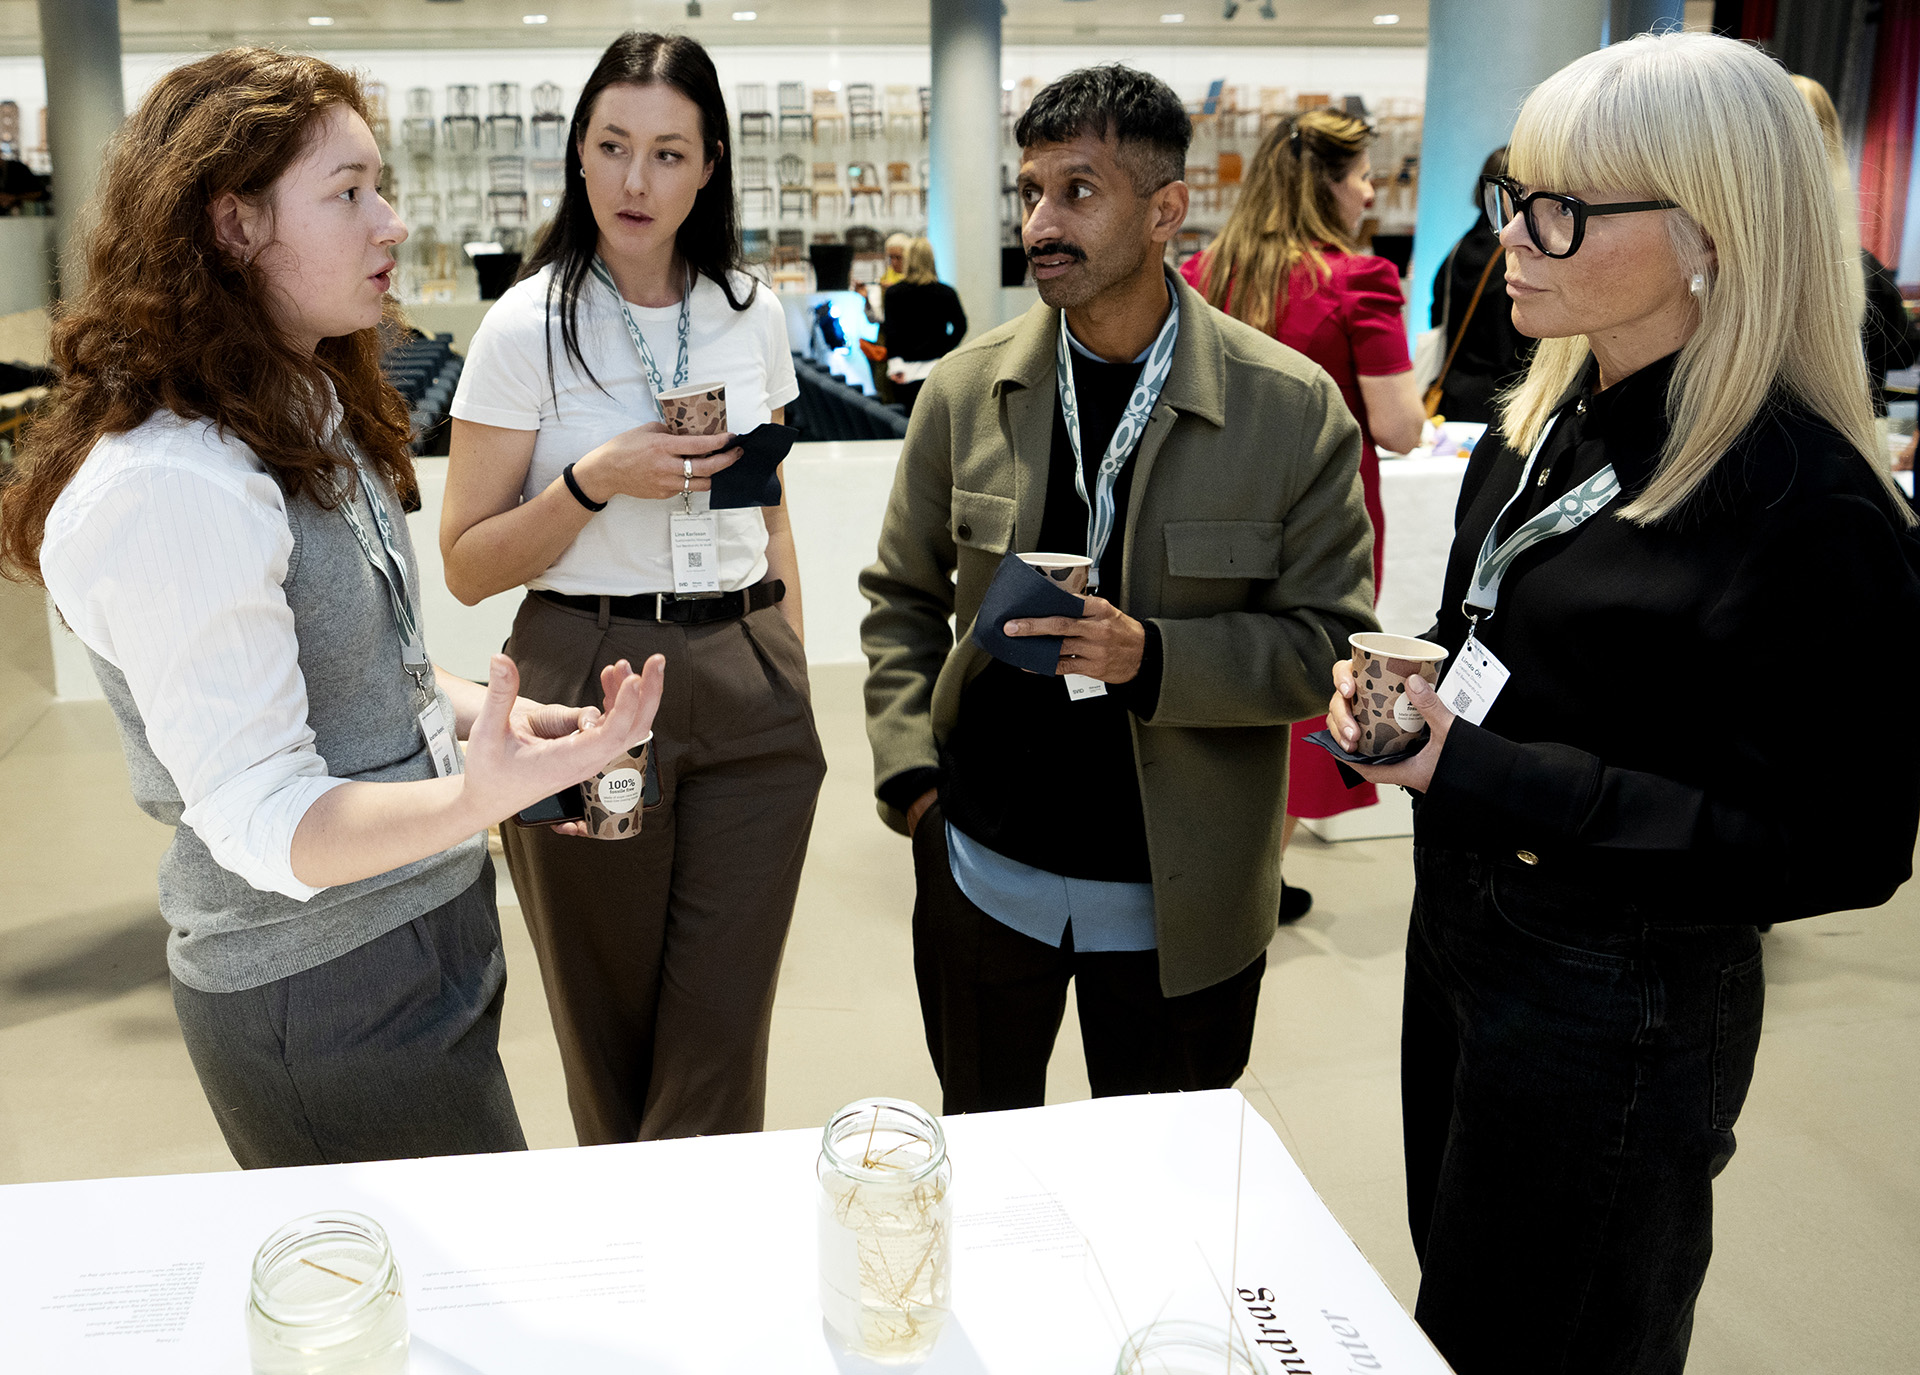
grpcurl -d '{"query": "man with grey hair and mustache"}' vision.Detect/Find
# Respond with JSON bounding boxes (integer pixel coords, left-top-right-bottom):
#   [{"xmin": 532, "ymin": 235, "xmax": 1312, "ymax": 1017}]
[{"xmin": 860, "ymin": 63, "xmax": 1377, "ymax": 1112}]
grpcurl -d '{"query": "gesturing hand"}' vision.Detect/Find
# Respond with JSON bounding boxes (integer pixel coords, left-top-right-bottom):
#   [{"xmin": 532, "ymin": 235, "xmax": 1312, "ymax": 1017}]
[
  {"xmin": 463, "ymin": 653, "xmax": 667, "ymax": 831},
  {"xmin": 572, "ymin": 423, "xmax": 742, "ymax": 503},
  {"xmin": 1003, "ymin": 596, "xmax": 1146, "ymax": 684}
]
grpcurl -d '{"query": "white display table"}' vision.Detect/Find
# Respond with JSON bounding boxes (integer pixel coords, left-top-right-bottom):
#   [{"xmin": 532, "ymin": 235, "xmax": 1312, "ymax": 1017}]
[{"xmin": 1, "ymin": 1091, "xmax": 1448, "ymax": 1374}]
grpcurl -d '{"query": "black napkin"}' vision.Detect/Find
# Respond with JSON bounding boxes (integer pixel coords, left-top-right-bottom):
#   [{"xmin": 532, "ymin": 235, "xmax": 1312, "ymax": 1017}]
[
  {"xmin": 970, "ymin": 551, "xmax": 1087, "ymax": 675},
  {"xmin": 707, "ymin": 423, "xmax": 798, "ymax": 509},
  {"xmin": 1301, "ymin": 727, "xmax": 1427, "ymax": 789}
]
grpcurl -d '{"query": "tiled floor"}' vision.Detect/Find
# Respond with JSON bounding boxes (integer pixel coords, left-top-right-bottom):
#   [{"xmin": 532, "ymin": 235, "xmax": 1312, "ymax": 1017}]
[{"xmin": 1, "ymin": 574, "xmax": 1914, "ymax": 1370}]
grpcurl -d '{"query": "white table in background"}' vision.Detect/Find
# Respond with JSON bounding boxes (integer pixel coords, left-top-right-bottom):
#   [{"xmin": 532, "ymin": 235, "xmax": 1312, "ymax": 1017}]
[{"xmin": 2, "ymin": 1091, "xmax": 1448, "ymax": 1374}]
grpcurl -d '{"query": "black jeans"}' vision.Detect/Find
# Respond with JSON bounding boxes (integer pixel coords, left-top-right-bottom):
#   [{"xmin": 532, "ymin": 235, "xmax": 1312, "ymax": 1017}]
[
  {"xmin": 1402, "ymin": 847, "xmax": 1765, "ymax": 1375},
  {"xmin": 911, "ymin": 805, "xmax": 1266, "ymax": 1114}
]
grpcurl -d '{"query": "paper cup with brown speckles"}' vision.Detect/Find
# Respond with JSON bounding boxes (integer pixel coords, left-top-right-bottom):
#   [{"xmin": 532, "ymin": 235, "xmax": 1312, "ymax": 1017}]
[
  {"xmin": 655, "ymin": 380, "xmax": 728, "ymax": 437},
  {"xmin": 1017, "ymin": 552, "xmax": 1093, "ymax": 595},
  {"xmin": 1348, "ymin": 633, "xmax": 1450, "ymax": 757},
  {"xmin": 581, "ymin": 732, "xmax": 652, "ymax": 840}
]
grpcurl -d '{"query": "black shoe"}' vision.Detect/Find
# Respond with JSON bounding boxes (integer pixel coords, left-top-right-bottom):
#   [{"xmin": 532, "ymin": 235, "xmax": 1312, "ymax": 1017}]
[{"xmin": 1279, "ymin": 883, "xmax": 1313, "ymax": 925}]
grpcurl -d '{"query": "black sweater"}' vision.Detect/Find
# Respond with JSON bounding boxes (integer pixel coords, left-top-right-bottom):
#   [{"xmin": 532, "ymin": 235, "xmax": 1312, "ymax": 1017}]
[
  {"xmin": 882, "ymin": 281, "xmax": 969, "ymax": 363},
  {"xmin": 1417, "ymin": 354, "xmax": 1920, "ymax": 925}
]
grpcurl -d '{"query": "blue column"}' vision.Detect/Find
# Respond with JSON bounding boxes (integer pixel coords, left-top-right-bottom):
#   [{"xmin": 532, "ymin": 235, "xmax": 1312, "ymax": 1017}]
[
  {"xmin": 1408, "ymin": 0, "xmax": 1608, "ymax": 348},
  {"xmin": 928, "ymin": 0, "xmax": 1002, "ymax": 335},
  {"xmin": 1608, "ymin": 0, "xmax": 1687, "ymax": 42},
  {"xmin": 38, "ymin": 0, "xmax": 125, "ymax": 298}
]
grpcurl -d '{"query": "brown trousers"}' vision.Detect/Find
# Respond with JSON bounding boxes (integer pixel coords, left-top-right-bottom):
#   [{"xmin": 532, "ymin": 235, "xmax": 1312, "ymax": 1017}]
[{"xmin": 500, "ymin": 591, "xmax": 826, "ymax": 1145}]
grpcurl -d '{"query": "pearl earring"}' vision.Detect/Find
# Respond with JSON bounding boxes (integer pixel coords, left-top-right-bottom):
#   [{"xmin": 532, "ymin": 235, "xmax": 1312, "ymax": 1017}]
[{"xmin": 1690, "ymin": 272, "xmax": 1706, "ymax": 297}]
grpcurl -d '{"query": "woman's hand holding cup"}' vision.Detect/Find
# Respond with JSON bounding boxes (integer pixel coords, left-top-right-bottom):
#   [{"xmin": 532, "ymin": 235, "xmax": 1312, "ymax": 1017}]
[{"xmin": 572, "ymin": 422, "xmax": 741, "ymax": 503}]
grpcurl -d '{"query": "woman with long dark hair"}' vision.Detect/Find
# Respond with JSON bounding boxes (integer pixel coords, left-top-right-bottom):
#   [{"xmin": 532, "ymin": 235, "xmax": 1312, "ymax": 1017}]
[
  {"xmin": 0, "ymin": 48, "xmax": 662, "ymax": 1169},
  {"xmin": 441, "ymin": 32, "xmax": 825, "ymax": 1145},
  {"xmin": 1180, "ymin": 106, "xmax": 1424, "ymax": 919}
]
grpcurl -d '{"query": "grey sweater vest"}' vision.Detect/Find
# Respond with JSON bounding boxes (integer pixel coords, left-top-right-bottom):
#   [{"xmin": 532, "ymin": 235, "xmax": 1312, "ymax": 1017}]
[{"xmin": 94, "ymin": 462, "xmax": 484, "ymax": 993}]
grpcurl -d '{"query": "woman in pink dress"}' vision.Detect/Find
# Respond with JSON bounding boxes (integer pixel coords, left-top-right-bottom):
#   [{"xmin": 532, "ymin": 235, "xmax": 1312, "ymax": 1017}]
[{"xmin": 1181, "ymin": 107, "xmax": 1424, "ymax": 920}]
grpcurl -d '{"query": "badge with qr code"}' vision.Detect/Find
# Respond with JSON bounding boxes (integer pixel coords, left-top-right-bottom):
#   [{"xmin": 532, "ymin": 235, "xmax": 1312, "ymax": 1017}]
[
  {"xmin": 670, "ymin": 511, "xmax": 721, "ymax": 595},
  {"xmin": 1435, "ymin": 631, "xmax": 1510, "ymax": 726}
]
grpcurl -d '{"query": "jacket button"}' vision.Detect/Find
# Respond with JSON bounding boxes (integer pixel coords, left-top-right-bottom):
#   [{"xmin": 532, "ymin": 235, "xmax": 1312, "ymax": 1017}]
[
  {"xmin": 956, "ymin": 522, "xmax": 972, "ymax": 541},
  {"xmin": 1516, "ymin": 849, "xmax": 1539, "ymax": 866}
]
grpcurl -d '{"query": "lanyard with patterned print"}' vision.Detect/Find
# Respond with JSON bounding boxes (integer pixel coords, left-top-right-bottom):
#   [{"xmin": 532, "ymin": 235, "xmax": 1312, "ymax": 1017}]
[
  {"xmin": 1054, "ymin": 289, "xmax": 1180, "ymax": 592},
  {"xmin": 590, "ymin": 257, "xmax": 691, "ymax": 398}
]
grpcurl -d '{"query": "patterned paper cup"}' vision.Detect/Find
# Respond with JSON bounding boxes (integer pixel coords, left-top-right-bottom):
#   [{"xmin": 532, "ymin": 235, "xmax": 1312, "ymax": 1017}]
[
  {"xmin": 1017, "ymin": 552, "xmax": 1093, "ymax": 595},
  {"xmin": 655, "ymin": 380, "xmax": 728, "ymax": 437},
  {"xmin": 1348, "ymin": 633, "xmax": 1450, "ymax": 758},
  {"xmin": 581, "ymin": 732, "xmax": 652, "ymax": 840}
]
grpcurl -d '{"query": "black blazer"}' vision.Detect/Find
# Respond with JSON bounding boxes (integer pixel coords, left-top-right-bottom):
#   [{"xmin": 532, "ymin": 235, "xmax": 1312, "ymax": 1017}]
[
  {"xmin": 1429, "ymin": 223, "xmax": 1534, "ymax": 426},
  {"xmin": 1415, "ymin": 356, "xmax": 1920, "ymax": 925}
]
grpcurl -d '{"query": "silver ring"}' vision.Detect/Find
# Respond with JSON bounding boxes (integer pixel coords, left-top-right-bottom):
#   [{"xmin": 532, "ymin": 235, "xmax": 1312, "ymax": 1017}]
[{"xmin": 683, "ymin": 458, "xmax": 693, "ymax": 479}]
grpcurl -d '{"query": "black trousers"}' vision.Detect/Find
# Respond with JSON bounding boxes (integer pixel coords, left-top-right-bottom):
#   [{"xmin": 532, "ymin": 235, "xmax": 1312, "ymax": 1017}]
[
  {"xmin": 171, "ymin": 857, "xmax": 527, "ymax": 1169},
  {"xmin": 911, "ymin": 806, "xmax": 1265, "ymax": 1114},
  {"xmin": 1402, "ymin": 847, "xmax": 1765, "ymax": 1375}
]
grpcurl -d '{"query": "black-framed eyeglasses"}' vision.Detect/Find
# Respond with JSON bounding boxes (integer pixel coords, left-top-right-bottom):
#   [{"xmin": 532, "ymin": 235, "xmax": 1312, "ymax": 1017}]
[{"xmin": 1479, "ymin": 174, "xmax": 1679, "ymax": 259}]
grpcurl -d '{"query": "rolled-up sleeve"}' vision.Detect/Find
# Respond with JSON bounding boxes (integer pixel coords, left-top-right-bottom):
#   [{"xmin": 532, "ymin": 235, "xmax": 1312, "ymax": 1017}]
[{"xmin": 45, "ymin": 464, "xmax": 345, "ymax": 900}]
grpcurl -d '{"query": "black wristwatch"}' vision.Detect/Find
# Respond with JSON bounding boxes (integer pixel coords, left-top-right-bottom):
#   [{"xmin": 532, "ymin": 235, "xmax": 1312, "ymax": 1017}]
[{"xmin": 562, "ymin": 462, "xmax": 607, "ymax": 512}]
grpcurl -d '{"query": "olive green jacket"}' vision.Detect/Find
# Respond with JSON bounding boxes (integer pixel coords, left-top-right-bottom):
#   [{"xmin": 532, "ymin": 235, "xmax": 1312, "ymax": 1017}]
[{"xmin": 859, "ymin": 273, "xmax": 1378, "ymax": 996}]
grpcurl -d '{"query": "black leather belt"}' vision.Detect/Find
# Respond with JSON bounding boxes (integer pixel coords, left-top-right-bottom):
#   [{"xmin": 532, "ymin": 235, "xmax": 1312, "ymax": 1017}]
[{"xmin": 535, "ymin": 580, "xmax": 785, "ymax": 625}]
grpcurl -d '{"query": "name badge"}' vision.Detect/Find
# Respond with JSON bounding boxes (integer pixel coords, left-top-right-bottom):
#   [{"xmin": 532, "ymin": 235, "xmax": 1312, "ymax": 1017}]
[
  {"xmin": 670, "ymin": 510, "xmax": 721, "ymax": 596},
  {"xmin": 418, "ymin": 699, "xmax": 459, "ymax": 778},
  {"xmin": 1435, "ymin": 632, "xmax": 1510, "ymax": 726},
  {"xmin": 1064, "ymin": 672, "xmax": 1108, "ymax": 702}
]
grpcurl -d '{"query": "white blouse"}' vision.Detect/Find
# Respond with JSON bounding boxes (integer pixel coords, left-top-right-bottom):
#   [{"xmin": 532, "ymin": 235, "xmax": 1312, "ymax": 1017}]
[
  {"xmin": 451, "ymin": 264, "xmax": 800, "ymax": 597},
  {"xmin": 41, "ymin": 412, "xmax": 347, "ymax": 902}
]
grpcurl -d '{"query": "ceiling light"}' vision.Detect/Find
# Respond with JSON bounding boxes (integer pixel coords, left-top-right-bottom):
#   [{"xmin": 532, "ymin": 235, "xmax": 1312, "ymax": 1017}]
[
  {"xmin": 307, "ymin": 15, "xmax": 334, "ymax": 25},
  {"xmin": 828, "ymin": 80, "xmax": 842, "ymax": 92},
  {"xmin": 1002, "ymin": 79, "xmax": 1016, "ymax": 91},
  {"xmin": 523, "ymin": 13, "xmax": 547, "ymax": 22},
  {"xmin": 1161, "ymin": 12, "xmax": 1185, "ymax": 21},
  {"xmin": 1373, "ymin": 13, "xmax": 1401, "ymax": 23},
  {"xmin": 732, "ymin": 9, "xmax": 757, "ymax": 18}
]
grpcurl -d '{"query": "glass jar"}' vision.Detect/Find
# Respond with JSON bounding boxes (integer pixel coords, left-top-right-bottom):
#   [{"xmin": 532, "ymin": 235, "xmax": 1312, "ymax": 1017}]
[
  {"xmin": 245, "ymin": 1211, "xmax": 409, "ymax": 1375},
  {"xmin": 817, "ymin": 1097, "xmax": 953, "ymax": 1364},
  {"xmin": 1115, "ymin": 1320, "xmax": 1270, "ymax": 1375}
]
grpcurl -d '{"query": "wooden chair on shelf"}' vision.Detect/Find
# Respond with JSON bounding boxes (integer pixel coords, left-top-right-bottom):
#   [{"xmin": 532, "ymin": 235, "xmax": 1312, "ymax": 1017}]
[
  {"xmin": 739, "ymin": 155, "xmax": 774, "ymax": 216},
  {"xmin": 884, "ymin": 160, "xmax": 920, "ymax": 217},
  {"xmin": 1216, "ymin": 151, "xmax": 1244, "ymax": 208},
  {"xmin": 1187, "ymin": 79, "xmax": 1226, "ymax": 138},
  {"xmin": 810, "ymin": 160, "xmax": 844, "ymax": 219},
  {"xmin": 846, "ymin": 84, "xmax": 883, "ymax": 141},
  {"xmin": 1296, "ymin": 92, "xmax": 1333, "ymax": 112},
  {"xmin": 847, "ymin": 161, "xmax": 885, "ymax": 218},
  {"xmin": 776, "ymin": 153, "xmax": 811, "ymax": 218},
  {"xmin": 1184, "ymin": 163, "xmax": 1219, "ymax": 212},
  {"xmin": 811, "ymin": 88, "xmax": 847, "ymax": 144},
  {"xmin": 884, "ymin": 85, "xmax": 920, "ymax": 141},
  {"xmin": 917, "ymin": 87, "xmax": 931, "ymax": 140},
  {"xmin": 742, "ymin": 227, "xmax": 771, "ymax": 262},
  {"xmin": 1219, "ymin": 85, "xmax": 1254, "ymax": 139},
  {"xmin": 777, "ymin": 82, "xmax": 812, "ymax": 140},
  {"xmin": 772, "ymin": 227, "xmax": 807, "ymax": 265},
  {"xmin": 737, "ymin": 84, "xmax": 773, "ymax": 143},
  {"xmin": 1256, "ymin": 87, "xmax": 1290, "ymax": 133}
]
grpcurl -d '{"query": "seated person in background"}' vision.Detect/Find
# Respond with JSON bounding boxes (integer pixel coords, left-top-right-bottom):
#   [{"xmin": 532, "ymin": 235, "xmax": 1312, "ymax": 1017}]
[{"xmin": 880, "ymin": 237, "xmax": 968, "ymax": 414}]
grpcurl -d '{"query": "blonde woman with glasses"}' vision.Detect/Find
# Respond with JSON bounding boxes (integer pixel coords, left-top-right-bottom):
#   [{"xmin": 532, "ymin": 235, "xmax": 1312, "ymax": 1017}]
[{"xmin": 1327, "ymin": 33, "xmax": 1920, "ymax": 1374}]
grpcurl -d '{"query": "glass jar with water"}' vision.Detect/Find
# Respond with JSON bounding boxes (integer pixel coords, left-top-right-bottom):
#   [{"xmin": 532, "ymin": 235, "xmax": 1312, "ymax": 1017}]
[
  {"xmin": 246, "ymin": 1211, "xmax": 409, "ymax": 1375},
  {"xmin": 817, "ymin": 1097, "xmax": 953, "ymax": 1363}
]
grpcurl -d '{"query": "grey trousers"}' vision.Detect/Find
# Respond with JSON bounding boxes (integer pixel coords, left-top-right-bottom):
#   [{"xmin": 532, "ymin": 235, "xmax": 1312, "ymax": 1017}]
[{"xmin": 171, "ymin": 857, "xmax": 527, "ymax": 1169}]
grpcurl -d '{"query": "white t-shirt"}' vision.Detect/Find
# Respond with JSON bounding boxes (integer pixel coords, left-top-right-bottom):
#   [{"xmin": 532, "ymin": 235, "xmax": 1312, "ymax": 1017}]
[{"xmin": 451, "ymin": 263, "xmax": 799, "ymax": 596}]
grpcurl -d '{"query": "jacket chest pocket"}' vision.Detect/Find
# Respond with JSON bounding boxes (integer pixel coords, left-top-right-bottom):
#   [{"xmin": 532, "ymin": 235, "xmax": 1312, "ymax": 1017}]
[
  {"xmin": 1163, "ymin": 521, "xmax": 1283, "ymax": 578},
  {"xmin": 951, "ymin": 488, "xmax": 1015, "ymax": 555}
]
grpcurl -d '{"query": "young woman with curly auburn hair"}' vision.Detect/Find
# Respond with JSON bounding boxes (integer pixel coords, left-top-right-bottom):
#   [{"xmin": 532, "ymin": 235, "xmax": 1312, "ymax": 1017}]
[{"xmin": 0, "ymin": 47, "xmax": 664, "ymax": 1169}]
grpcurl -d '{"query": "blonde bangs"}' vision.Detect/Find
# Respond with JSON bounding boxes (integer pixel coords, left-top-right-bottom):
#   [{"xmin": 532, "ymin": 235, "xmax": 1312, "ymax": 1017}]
[{"xmin": 1494, "ymin": 33, "xmax": 1906, "ymax": 526}]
